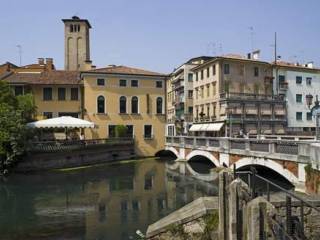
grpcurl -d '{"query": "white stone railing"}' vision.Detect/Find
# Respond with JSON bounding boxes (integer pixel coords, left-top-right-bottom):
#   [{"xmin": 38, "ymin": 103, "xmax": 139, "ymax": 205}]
[{"xmin": 165, "ymin": 136, "xmax": 316, "ymax": 160}]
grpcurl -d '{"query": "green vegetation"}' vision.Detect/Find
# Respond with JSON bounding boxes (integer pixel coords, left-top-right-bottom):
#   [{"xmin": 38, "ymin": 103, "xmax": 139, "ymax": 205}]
[
  {"xmin": 0, "ymin": 81, "xmax": 36, "ymax": 175},
  {"xmin": 115, "ymin": 125, "xmax": 128, "ymax": 138},
  {"xmin": 203, "ymin": 210, "xmax": 219, "ymax": 232}
]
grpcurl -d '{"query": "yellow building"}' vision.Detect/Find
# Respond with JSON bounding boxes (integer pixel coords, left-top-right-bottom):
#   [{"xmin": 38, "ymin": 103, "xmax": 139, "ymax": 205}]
[
  {"xmin": 191, "ymin": 53, "xmax": 287, "ymax": 136},
  {"xmin": 1, "ymin": 61, "xmax": 81, "ymax": 120},
  {"xmin": 81, "ymin": 65, "xmax": 167, "ymax": 157}
]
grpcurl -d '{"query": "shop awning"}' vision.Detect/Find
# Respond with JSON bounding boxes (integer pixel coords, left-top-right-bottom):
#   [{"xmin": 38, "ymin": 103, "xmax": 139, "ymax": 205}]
[
  {"xmin": 26, "ymin": 116, "xmax": 95, "ymax": 129},
  {"xmin": 189, "ymin": 123, "xmax": 224, "ymax": 132},
  {"xmin": 189, "ymin": 124, "xmax": 202, "ymax": 131},
  {"xmin": 206, "ymin": 123, "xmax": 224, "ymax": 131}
]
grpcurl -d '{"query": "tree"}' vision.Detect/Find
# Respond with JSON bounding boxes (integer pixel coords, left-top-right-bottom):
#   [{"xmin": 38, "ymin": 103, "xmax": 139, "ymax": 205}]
[
  {"xmin": 0, "ymin": 81, "xmax": 36, "ymax": 175},
  {"xmin": 115, "ymin": 125, "xmax": 128, "ymax": 138}
]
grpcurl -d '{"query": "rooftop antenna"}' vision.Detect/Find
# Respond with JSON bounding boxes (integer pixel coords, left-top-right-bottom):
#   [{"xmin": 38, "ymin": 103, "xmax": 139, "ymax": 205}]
[
  {"xmin": 249, "ymin": 26, "xmax": 254, "ymax": 52},
  {"xmin": 16, "ymin": 45, "xmax": 22, "ymax": 66},
  {"xmin": 219, "ymin": 43, "xmax": 223, "ymax": 56},
  {"xmin": 206, "ymin": 42, "xmax": 216, "ymax": 56}
]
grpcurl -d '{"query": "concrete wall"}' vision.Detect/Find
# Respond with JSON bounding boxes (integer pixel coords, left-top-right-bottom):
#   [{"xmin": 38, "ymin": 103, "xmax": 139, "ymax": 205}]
[{"xmin": 16, "ymin": 143, "xmax": 134, "ymax": 172}]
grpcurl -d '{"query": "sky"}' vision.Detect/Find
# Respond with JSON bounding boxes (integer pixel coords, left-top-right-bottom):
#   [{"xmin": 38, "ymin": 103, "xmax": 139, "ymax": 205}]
[{"xmin": 1, "ymin": 0, "xmax": 319, "ymax": 73}]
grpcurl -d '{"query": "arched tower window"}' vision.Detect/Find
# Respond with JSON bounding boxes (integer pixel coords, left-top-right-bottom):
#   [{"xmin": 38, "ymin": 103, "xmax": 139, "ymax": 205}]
[
  {"xmin": 70, "ymin": 24, "xmax": 74, "ymax": 32},
  {"xmin": 131, "ymin": 96, "xmax": 139, "ymax": 114},
  {"xmin": 156, "ymin": 97, "xmax": 163, "ymax": 114},
  {"xmin": 97, "ymin": 96, "xmax": 105, "ymax": 114},
  {"xmin": 120, "ymin": 96, "xmax": 127, "ymax": 113}
]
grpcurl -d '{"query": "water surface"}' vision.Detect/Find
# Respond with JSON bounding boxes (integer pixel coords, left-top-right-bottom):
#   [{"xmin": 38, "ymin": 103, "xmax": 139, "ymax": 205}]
[{"xmin": 0, "ymin": 158, "xmax": 218, "ymax": 240}]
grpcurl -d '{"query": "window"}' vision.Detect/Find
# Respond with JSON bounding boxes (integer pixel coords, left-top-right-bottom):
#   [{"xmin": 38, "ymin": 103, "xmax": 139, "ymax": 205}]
[
  {"xmin": 71, "ymin": 88, "xmax": 79, "ymax": 100},
  {"xmin": 97, "ymin": 78, "xmax": 105, "ymax": 86},
  {"xmin": 306, "ymin": 77, "xmax": 312, "ymax": 85},
  {"xmin": 279, "ymin": 75, "xmax": 285, "ymax": 83},
  {"xmin": 224, "ymin": 64, "xmax": 230, "ymax": 74},
  {"xmin": 201, "ymin": 87, "xmax": 204, "ymax": 98},
  {"xmin": 77, "ymin": 25, "xmax": 80, "ymax": 32},
  {"xmin": 296, "ymin": 94, "xmax": 302, "ymax": 103},
  {"xmin": 156, "ymin": 81, "xmax": 163, "ymax": 88},
  {"xmin": 144, "ymin": 125, "xmax": 152, "ymax": 139},
  {"xmin": 307, "ymin": 112, "xmax": 312, "ymax": 121},
  {"xmin": 131, "ymin": 80, "xmax": 139, "ymax": 87},
  {"xmin": 120, "ymin": 96, "xmax": 127, "ymax": 113},
  {"xmin": 188, "ymin": 107, "xmax": 193, "ymax": 114},
  {"xmin": 43, "ymin": 112, "xmax": 53, "ymax": 119},
  {"xmin": 212, "ymin": 65, "xmax": 216, "ymax": 75},
  {"xmin": 188, "ymin": 73, "xmax": 193, "ymax": 82},
  {"xmin": 70, "ymin": 24, "xmax": 73, "ymax": 32},
  {"xmin": 188, "ymin": 90, "xmax": 193, "ymax": 99},
  {"xmin": 58, "ymin": 88, "xmax": 66, "ymax": 101},
  {"xmin": 97, "ymin": 96, "xmax": 105, "ymax": 113},
  {"xmin": 206, "ymin": 68, "xmax": 210, "ymax": 77},
  {"xmin": 195, "ymin": 73, "xmax": 198, "ymax": 81},
  {"xmin": 58, "ymin": 112, "xmax": 78, "ymax": 118},
  {"xmin": 43, "ymin": 87, "xmax": 52, "ymax": 101},
  {"xmin": 131, "ymin": 96, "xmax": 139, "ymax": 114},
  {"xmin": 195, "ymin": 88, "xmax": 198, "ymax": 99},
  {"xmin": 206, "ymin": 85, "xmax": 210, "ymax": 97},
  {"xmin": 144, "ymin": 175, "xmax": 153, "ymax": 190},
  {"xmin": 14, "ymin": 86, "xmax": 23, "ymax": 96},
  {"xmin": 201, "ymin": 70, "xmax": 204, "ymax": 80},
  {"xmin": 156, "ymin": 97, "xmax": 163, "ymax": 114},
  {"xmin": 119, "ymin": 79, "xmax": 127, "ymax": 87},
  {"xmin": 296, "ymin": 112, "xmax": 302, "ymax": 121},
  {"xmin": 109, "ymin": 125, "xmax": 133, "ymax": 138},
  {"xmin": 254, "ymin": 67, "xmax": 259, "ymax": 77},
  {"xmin": 296, "ymin": 76, "xmax": 302, "ymax": 84}
]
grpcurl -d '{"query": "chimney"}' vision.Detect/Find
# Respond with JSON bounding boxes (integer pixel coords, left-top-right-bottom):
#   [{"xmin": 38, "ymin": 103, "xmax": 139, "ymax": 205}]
[
  {"xmin": 306, "ymin": 62, "xmax": 314, "ymax": 69},
  {"xmin": 252, "ymin": 50, "xmax": 260, "ymax": 60},
  {"xmin": 45, "ymin": 58, "xmax": 53, "ymax": 71},
  {"xmin": 38, "ymin": 58, "xmax": 45, "ymax": 65}
]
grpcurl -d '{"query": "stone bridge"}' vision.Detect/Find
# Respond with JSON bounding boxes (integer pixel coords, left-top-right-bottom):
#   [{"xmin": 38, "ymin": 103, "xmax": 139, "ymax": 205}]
[{"xmin": 164, "ymin": 136, "xmax": 320, "ymax": 193}]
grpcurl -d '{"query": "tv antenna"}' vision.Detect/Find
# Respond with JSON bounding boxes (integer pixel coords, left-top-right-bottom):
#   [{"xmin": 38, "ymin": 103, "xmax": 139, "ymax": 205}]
[
  {"xmin": 248, "ymin": 26, "xmax": 254, "ymax": 52},
  {"xmin": 16, "ymin": 45, "xmax": 22, "ymax": 66},
  {"xmin": 206, "ymin": 42, "xmax": 216, "ymax": 56}
]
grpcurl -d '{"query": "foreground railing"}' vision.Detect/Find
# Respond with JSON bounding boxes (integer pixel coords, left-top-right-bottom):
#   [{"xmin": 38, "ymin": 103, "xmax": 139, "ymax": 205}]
[
  {"xmin": 165, "ymin": 136, "xmax": 312, "ymax": 156},
  {"xmin": 234, "ymin": 166, "xmax": 320, "ymax": 239},
  {"xmin": 27, "ymin": 138, "xmax": 134, "ymax": 153}
]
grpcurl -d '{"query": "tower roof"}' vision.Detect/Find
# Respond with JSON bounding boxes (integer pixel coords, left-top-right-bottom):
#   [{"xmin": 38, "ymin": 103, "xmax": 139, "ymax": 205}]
[{"xmin": 62, "ymin": 16, "xmax": 92, "ymax": 28}]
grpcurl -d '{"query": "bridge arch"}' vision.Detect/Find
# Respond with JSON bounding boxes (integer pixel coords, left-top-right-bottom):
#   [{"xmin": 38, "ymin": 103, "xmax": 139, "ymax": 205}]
[
  {"xmin": 186, "ymin": 150, "xmax": 220, "ymax": 167},
  {"xmin": 231, "ymin": 157, "xmax": 299, "ymax": 185},
  {"xmin": 163, "ymin": 146, "xmax": 180, "ymax": 159}
]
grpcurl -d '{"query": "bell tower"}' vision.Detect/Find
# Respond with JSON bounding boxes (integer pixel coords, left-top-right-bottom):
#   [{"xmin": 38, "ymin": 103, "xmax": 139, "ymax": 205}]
[{"xmin": 62, "ymin": 16, "xmax": 92, "ymax": 71}]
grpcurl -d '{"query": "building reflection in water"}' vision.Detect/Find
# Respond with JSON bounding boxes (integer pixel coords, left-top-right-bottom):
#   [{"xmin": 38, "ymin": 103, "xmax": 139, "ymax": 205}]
[{"xmin": 0, "ymin": 159, "xmax": 219, "ymax": 240}]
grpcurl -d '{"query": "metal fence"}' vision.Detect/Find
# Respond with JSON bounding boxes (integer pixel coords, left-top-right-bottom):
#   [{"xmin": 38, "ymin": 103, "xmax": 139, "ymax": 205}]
[
  {"xmin": 250, "ymin": 142, "xmax": 269, "ymax": 152},
  {"xmin": 275, "ymin": 143, "xmax": 299, "ymax": 155},
  {"xmin": 28, "ymin": 138, "xmax": 134, "ymax": 153}
]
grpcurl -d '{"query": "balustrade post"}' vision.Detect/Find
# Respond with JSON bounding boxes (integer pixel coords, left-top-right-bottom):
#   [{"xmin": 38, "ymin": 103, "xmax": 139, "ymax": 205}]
[
  {"xmin": 180, "ymin": 136, "xmax": 185, "ymax": 148},
  {"xmin": 193, "ymin": 137, "xmax": 197, "ymax": 148},
  {"xmin": 269, "ymin": 142, "xmax": 276, "ymax": 154},
  {"xmin": 245, "ymin": 140, "xmax": 250, "ymax": 151}
]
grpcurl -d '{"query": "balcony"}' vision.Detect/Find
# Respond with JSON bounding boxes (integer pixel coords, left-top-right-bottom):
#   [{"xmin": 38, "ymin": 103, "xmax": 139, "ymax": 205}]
[
  {"xmin": 279, "ymin": 82, "xmax": 288, "ymax": 90},
  {"xmin": 245, "ymin": 108, "xmax": 258, "ymax": 115},
  {"xmin": 274, "ymin": 108, "xmax": 285, "ymax": 116},
  {"xmin": 221, "ymin": 92, "xmax": 275, "ymax": 101},
  {"xmin": 260, "ymin": 108, "xmax": 272, "ymax": 115}
]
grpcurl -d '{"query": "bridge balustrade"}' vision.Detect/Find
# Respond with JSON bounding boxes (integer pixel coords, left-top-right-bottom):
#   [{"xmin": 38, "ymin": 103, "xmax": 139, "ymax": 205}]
[
  {"xmin": 208, "ymin": 139, "xmax": 220, "ymax": 147},
  {"xmin": 275, "ymin": 142, "xmax": 299, "ymax": 155},
  {"xmin": 230, "ymin": 140, "xmax": 246, "ymax": 150},
  {"xmin": 196, "ymin": 138, "xmax": 206, "ymax": 147},
  {"xmin": 250, "ymin": 142, "xmax": 269, "ymax": 152},
  {"xmin": 185, "ymin": 137, "xmax": 194, "ymax": 146}
]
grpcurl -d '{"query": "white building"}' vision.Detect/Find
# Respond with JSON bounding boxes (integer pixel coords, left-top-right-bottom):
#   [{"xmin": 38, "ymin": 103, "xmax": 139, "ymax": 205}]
[{"xmin": 274, "ymin": 61, "xmax": 320, "ymax": 133}]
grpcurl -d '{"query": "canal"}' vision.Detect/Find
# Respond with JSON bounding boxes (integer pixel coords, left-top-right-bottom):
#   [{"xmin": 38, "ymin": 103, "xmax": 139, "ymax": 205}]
[{"xmin": 0, "ymin": 158, "xmax": 218, "ymax": 240}]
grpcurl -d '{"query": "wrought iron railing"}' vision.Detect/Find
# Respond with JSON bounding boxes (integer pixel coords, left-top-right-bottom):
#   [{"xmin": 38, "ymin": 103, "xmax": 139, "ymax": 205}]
[
  {"xmin": 27, "ymin": 138, "xmax": 134, "ymax": 153},
  {"xmin": 234, "ymin": 166, "xmax": 320, "ymax": 240}
]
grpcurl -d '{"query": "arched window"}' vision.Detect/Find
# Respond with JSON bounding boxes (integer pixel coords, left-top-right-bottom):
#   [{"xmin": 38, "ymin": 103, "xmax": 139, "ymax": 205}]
[
  {"xmin": 131, "ymin": 96, "xmax": 138, "ymax": 114},
  {"xmin": 156, "ymin": 97, "xmax": 163, "ymax": 114},
  {"xmin": 120, "ymin": 96, "xmax": 127, "ymax": 113},
  {"xmin": 97, "ymin": 96, "xmax": 105, "ymax": 114}
]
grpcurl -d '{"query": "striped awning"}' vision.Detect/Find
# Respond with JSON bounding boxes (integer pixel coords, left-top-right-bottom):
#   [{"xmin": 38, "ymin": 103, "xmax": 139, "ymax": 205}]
[{"xmin": 189, "ymin": 123, "xmax": 224, "ymax": 132}]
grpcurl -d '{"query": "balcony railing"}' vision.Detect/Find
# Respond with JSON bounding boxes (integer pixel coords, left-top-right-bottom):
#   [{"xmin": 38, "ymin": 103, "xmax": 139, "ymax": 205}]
[{"xmin": 221, "ymin": 92, "xmax": 284, "ymax": 101}]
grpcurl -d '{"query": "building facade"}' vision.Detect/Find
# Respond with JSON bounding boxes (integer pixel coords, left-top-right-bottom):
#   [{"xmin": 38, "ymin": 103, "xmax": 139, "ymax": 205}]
[
  {"xmin": 191, "ymin": 55, "xmax": 287, "ymax": 136},
  {"xmin": 274, "ymin": 61, "xmax": 320, "ymax": 133},
  {"xmin": 166, "ymin": 57, "xmax": 212, "ymax": 136},
  {"xmin": 81, "ymin": 65, "xmax": 166, "ymax": 156}
]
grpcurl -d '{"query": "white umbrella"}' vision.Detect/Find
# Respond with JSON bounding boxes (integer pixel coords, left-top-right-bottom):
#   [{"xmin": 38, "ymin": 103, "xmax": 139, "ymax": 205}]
[{"xmin": 26, "ymin": 116, "xmax": 95, "ymax": 129}]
